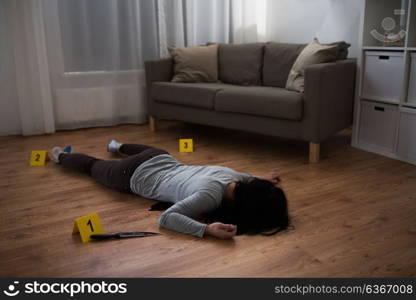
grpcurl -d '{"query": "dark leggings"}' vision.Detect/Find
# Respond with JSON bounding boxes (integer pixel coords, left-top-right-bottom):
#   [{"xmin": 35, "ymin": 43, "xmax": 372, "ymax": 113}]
[{"xmin": 59, "ymin": 144, "xmax": 169, "ymax": 193}]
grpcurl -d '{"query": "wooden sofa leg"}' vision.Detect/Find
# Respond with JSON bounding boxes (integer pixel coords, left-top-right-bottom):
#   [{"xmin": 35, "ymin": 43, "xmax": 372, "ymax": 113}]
[
  {"xmin": 149, "ymin": 115, "xmax": 156, "ymax": 132},
  {"xmin": 309, "ymin": 142, "xmax": 320, "ymax": 163}
]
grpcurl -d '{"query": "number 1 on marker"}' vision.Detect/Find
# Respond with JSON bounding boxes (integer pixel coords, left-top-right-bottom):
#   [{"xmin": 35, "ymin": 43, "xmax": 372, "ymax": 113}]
[
  {"xmin": 87, "ymin": 219, "xmax": 94, "ymax": 232},
  {"xmin": 73, "ymin": 213, "xmax": 104, "ymax": 243}
]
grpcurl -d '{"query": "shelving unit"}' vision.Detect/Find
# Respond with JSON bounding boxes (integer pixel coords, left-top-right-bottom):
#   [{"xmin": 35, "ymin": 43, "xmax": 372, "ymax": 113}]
[
  {"xmin": 352, "ymin": 0, "xmax": 416, "ymax": 165},
  {"xmin": 362, "ymin": 46, "xmax": 405, "ymax": 50}
]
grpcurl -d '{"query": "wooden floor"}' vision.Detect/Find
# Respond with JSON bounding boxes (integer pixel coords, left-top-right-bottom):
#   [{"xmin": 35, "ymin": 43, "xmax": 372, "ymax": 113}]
[{"xmin": 1, "ymin": 121, "xmax": 415, "ymax": 277}]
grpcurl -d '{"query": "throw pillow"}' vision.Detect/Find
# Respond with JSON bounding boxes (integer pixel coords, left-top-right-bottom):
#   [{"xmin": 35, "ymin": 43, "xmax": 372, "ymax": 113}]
[
  {"xmin": 168, "ymin": 44, "xmax": 218, "ymax": 83},
  {"xmin": 326, "ymin": 40, "xmax": 351, "ymax": 59},
  {"xmin": 286, "ymin": 38, "xmax": 350, "ymax": 93}
]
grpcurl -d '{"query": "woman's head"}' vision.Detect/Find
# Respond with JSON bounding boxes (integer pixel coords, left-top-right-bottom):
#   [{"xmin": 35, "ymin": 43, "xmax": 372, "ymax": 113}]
[{"xmin": 212, "ymin": 178, "xmax": 289, "ymax": 235}]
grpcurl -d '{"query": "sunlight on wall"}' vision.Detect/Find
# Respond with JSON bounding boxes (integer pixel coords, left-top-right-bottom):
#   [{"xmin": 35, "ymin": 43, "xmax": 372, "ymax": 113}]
[
  {"xmin": 232, "ymin": 0, "xmax": 362, "ymax": 56},
  {"xmin": 232, "ymin": 0, "xmax": 267, "ymax": 42},
  {"xmin": 255, "ymin": 0, "xmax": 266, "ymax": 39},
  {"xmin": 264, "ymin": 0, "xmax": 362, "ymax": 57}
]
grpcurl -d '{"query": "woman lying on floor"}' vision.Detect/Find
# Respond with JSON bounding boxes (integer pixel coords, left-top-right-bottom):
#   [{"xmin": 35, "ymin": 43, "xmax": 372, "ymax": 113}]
[{"xmin": 51, "ymin": 141, "xmax": 289, "ymax": 239}]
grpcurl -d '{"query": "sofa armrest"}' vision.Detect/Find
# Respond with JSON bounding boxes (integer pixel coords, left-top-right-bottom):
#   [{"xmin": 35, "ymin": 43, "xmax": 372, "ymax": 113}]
[
  {"xmin": 144, "ymin": 58, "xmax": 173, "ymax": 115},
  {"xmin": 302, "ymin": 58, "xmax": 357, "ymax": 143},
  {"xmin": 145, "ymin": 57, "xmax": 173, "ymax": 85}
]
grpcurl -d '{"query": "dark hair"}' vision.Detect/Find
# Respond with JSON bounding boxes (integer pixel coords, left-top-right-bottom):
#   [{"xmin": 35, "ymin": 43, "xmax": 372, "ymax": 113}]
[{"xmin": 206, "ymin": 178, "xmax": 289, "ymax": 235}]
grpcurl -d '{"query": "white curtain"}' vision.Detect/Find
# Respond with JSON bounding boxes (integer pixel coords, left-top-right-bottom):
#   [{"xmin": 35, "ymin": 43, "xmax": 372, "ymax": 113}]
[
  {"xmin": 156, "ymin": 0, "xmax": 267, "ymax": 50},
  {"xmin": 4, "ymin": 0, "xmax": 55, "ymax": 136},
  {"xmin": 0, "ymin": 0, "xmax": 22, "ymax": 136},
  {"xmin": 157, "ymin": 0, "xmax": 185, "ymax": 57},
  {"xmin": 57, "ymin": 0, "xmax": 158, "ymax": 72},
  {"xmin": 43, "ymin": 0, "xmax": 160, "ymax": 130},
  {"xmin": 185, "ymin": 0, "xmax": 231, "ymax": 46},
  {"xmin": 157, "ymin": 0, "xmax": 231, "ymax": 57}
]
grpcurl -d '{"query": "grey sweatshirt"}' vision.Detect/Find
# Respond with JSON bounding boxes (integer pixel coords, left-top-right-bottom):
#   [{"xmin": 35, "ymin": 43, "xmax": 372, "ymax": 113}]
[{"xmin": 130, "ymin": 154, "xmax": 252, "ymax": 237}]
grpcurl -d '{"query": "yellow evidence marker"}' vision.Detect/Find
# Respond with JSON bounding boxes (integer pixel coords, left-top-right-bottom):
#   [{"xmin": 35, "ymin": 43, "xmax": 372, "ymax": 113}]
[
  {"xmin": 73, "ymin": 213, "xmax": 105, "ymax": 243},
  {"xmin": 179, "ymin": 138, "xmax": 194, "ymax": 152},
  {"xmin": 30, "ymin": 150, "xmax": 48, "ymax": 166}
]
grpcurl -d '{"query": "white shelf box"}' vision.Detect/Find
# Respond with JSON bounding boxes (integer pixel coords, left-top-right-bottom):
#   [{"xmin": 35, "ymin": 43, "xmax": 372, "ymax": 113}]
[
  {"xmin": 407, "ymin": 53, "xmax": 416, "ymax": 104},
  {"xmin": 358, "ymin": 101, "xmax": 399, "ymax": 153},
  {"xmin": 397, "ymin": 107, "xmax": 416, "ymax": 161},
  {"xmin": 362, "ymin": 51, "xmax": 404, "ymax": 102}
]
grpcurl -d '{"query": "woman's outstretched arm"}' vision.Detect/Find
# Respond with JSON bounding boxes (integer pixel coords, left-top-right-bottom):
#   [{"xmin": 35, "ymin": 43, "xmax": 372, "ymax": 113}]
[
  {"xmin": 158, "ymin": 183, "xmax": 236, "ymax": 239},
  {"xmin": 254, "ymin": 172, "xmax": 281, "ymax": 184},
  {"xmin": 205, "ymin": 222, "xmax": 237, "ymax": 239}
]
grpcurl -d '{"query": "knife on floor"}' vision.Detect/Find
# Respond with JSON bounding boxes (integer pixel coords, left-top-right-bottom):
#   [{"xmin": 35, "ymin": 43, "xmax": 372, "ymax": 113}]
[{"xmin": 90, "ymin": 232, "xmax": 161, "ymax": 240}]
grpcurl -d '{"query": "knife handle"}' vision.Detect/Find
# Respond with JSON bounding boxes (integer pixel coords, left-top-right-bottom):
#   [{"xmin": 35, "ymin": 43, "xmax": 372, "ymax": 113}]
[{"xmin": 90, "ymin": 233, "xmax": 119, "ymax": 240}]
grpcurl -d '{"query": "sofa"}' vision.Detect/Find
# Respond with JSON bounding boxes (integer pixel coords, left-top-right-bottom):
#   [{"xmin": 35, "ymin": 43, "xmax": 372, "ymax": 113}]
[{"xmin": 144, "ymin": 42, "xmax": 356, "ymax": 163}]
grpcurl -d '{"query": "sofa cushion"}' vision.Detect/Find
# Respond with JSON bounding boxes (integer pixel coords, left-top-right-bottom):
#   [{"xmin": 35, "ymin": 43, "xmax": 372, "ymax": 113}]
[
  {"xmin": 215, "ymin": 86, "xmax": 303, "ymax": 121},
  {"xmin": 263, "ymin": 42, "xmax": 306, "ymax": 88},
  {"xmin": 286, "ymin": 38, "xmax": 344, "ymax": 93},
  {"xmin": 218, "ymin": 43, "xmax": 264, "ymax": 86},
  {"xmin": 168, "ymin": 44, "xmax": 219, "ymax": 83},
  {"xmin": 151, "ymin": 82, "xmax": 229, "ymax": 109}
]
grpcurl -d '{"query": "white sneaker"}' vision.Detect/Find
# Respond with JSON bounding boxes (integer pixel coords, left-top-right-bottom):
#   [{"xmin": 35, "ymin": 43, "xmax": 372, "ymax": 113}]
[
  {"xmin": 107, "ymin": 140, "xmax": 122, "ymax": 153},
  {"xmin": 51, "ymin": 145, "xmax": 72, "ymax": 164}
]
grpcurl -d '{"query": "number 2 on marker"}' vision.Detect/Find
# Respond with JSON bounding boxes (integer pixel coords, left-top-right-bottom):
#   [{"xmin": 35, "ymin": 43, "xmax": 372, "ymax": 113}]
[{"xmin": 30, "ymin": 150, "xmax": 48, "ymax": 166}]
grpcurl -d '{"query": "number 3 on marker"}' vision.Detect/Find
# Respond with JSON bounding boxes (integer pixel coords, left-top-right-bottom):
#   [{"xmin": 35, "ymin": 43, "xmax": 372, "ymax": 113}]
[{"xmin": 179, "ymin": 139, "xmax": 193, "ymax": 152}]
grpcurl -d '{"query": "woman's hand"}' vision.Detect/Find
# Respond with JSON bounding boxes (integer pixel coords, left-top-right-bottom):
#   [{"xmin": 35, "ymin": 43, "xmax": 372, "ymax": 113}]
[
  {"xmin": 205, "ymin": 222, "xmax": 237, "ymax": 239},
  {"xmin": 260, "ymin": 172, "xmax": 281, "ymax": 184}
]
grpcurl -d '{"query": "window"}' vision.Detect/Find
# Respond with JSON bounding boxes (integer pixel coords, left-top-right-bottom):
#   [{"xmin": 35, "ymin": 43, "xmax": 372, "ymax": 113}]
[{"xmin": 57, "ymin": 0, "xmax": 158, "ymax": 72}]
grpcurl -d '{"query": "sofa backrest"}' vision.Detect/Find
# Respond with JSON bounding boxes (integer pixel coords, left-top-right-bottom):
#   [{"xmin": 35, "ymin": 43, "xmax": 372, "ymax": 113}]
[
  {"xmin": 217, "ymin": 41, "xmax": 348, "ymax": 87},
  {"xmin": 217, "ymin": 42, "xmax": 307, "ymax": 87},
  {"xmin": 262, "ymin": 42, "xmax": 306, "ymax": 88},
  {"xmin": 218, "ymin": 43, "xmax": 264, "ymax": 86}
]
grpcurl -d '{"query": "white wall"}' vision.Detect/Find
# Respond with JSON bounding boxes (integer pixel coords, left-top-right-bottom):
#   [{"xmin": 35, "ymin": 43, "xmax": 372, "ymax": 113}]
[
  {"xmin": 265, "ymin": 0, "xmax": 363, "ymax": 58},
  {"xmin": 0, "ymin": 1, "xmax": 21, "ymax": 135}
]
